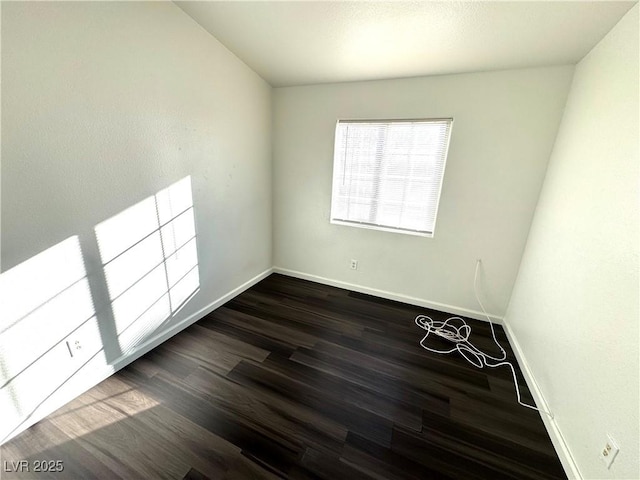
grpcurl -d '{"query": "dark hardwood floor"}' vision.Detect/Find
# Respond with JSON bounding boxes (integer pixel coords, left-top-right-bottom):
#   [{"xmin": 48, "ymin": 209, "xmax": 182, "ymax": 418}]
[{"xmin": 1, "ymin": 274, "xmax": 566, "ymax": 479}]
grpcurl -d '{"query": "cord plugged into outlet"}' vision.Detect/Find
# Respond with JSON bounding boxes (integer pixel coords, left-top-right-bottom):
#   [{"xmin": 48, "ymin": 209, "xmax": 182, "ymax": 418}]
[{"xmin": 414, "ymin": 258, "xmax": 554, "ymax": 418}]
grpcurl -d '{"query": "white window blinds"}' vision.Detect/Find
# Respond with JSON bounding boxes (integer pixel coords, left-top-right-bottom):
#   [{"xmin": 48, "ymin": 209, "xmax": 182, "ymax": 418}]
[{"xmin": 330, "ymin": 118, "xmax": 452, "ymax": 236}]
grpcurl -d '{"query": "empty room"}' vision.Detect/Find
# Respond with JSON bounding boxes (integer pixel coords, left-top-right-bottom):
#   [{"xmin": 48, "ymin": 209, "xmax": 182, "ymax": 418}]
[{"xmin": 0, "ymin": 1, "xmax": 638, "ymax": 479}]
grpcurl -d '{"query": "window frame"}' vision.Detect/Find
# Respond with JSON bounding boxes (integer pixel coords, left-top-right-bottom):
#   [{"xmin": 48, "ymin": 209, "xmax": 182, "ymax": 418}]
[{"xmin": 329, "ymin": 117, "xmax": 453, "ymax": 238}]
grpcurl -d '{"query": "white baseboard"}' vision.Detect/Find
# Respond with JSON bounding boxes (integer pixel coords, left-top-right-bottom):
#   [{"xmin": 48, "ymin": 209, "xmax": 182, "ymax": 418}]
[
  {"xmin": 273, "ymin": 267, "xmax": 580, "ymax": 478},
  {"xmin": 109, "ymin": 267, "xmax": 274, "ymax": 371},
  {"xmin": 3, "ymin": 266, "xmax": 581, "ymax": 480},
  {"xmin": 1, "ymin": 268, "xmax": 273, "ymax": 445},
  {"xmin": 502, "ymin": 319, "xmax": 582, "ymax": 480},
  {"xmin": 273, "ymin": 267, "xmax": 503, "ymax": 324}
]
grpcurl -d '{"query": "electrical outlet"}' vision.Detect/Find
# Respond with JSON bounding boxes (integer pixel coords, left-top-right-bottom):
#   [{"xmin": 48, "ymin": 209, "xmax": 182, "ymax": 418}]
[
  {"xmin": 66, "ymin": 339, "xmax": 82, "ymax": 358},
  {"xmin": 599, "ymin": 435, "xmax": 619, "ymax": 469},
  {"xmin": 350, "ymin": 259, "xmax": 358, "ymax": 270}
]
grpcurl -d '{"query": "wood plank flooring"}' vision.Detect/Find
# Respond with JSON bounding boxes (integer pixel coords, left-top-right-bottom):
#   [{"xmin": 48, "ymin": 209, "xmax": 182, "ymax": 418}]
[{"xmin": 0, "ymin": 274, "xmax": 566, "ymax": 479}]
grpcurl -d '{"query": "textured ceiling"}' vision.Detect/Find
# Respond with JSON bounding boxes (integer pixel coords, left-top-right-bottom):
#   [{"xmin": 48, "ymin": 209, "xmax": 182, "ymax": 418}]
[{"xmin": 175, "ymin": 1, "xmax": 636, "ymax": 87}]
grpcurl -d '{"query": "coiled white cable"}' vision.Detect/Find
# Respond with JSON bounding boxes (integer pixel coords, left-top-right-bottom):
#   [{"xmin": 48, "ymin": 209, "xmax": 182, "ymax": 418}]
[{"xmin": 415, "ymin": 260, "xmax": 553, "ymax": 417}]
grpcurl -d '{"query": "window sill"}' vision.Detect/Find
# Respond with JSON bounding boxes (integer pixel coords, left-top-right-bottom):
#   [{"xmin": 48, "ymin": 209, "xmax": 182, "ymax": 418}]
[{"xmin": 330, "ymin": 219, "xmax": 434, "ymax": 238}]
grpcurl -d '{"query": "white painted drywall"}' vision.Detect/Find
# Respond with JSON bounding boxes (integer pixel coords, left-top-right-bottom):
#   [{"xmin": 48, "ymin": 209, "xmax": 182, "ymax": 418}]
[
  {"xmin": 504, "ymin": 5, "xmax": 639, "ymax": 479},
  {"xmin": 1, "ymin": 1, "xmax": 271, "ymax": 440},
  {"xmin": 0, "ymin": 0, "xmax": 2, "ymax": 274},
  {"xmin": 176, "ymin": 1, "xmax": 634, "ymax": 87},
  {"xmin": 273, "ymin": 67, "xmax": 574, "ymax": 318}
]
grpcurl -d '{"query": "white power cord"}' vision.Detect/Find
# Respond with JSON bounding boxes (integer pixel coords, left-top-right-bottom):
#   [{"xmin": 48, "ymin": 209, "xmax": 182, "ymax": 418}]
[{"xmin": 415, "ymin": 260, "xmax": 553, "ymax": 418}]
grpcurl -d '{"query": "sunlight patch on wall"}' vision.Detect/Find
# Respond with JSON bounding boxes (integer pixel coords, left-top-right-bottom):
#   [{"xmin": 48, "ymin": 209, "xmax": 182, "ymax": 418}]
[
  {"xmin": 94, "ymin": 176, "xmax": 200, "ymax": 354},
  {"xmin": 0, "ymin": 236, "xmax": 101, "ymax": 442}
]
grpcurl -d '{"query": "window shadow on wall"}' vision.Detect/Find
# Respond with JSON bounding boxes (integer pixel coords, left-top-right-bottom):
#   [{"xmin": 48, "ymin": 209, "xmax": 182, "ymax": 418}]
[{"xmin": 0, "ymin": 176, "xmax": 200, "ymax": 444}]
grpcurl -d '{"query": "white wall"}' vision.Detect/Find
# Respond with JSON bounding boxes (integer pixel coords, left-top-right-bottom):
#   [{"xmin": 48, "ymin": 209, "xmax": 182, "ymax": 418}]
[
  {"xmin": 504, "ymin": 5, "xmax": 639, "ymax": 479},
  {"xmin": 273, "ymin": 67, "xmax": 573, "ymax": 318},
  {"xmin": 0, "ymin": 1, "xmax": 271, "ymax": 441},
  {"xmin": 0, "ymin": 0, "xmax": 2, "ymax": 274}
]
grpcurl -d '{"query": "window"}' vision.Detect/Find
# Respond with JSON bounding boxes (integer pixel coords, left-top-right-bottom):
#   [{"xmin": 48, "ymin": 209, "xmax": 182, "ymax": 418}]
[{"xmin": 330, "ymin": 118, "xmax": 453, "ymax": 237}]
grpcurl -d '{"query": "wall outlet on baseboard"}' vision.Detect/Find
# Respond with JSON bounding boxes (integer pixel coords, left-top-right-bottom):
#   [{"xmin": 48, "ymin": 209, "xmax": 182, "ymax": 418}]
[
  {"xmin": 599, "ymin": 434, "xmax": 619, "ymax": 469},
  {"xmin": 350, "ymin": 259, "xmax": 358, "ymax": 270}
]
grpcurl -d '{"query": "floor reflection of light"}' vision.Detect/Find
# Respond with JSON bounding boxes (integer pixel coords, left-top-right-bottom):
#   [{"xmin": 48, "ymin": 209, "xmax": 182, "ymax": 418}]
[
  {"xmin": 58, "ymin": 377, "xmax": 160, "ymax": 432},
  {"xmin": 0, "ymin": 236, "xmax": 100, "ymax": 442},
  {"xmin": 95, "ymin": 176, "xmax": 200, "ymax": 354},
  {"xmin": 14, "ymin": 382, "xmax": 161, "ymax": 457}
]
